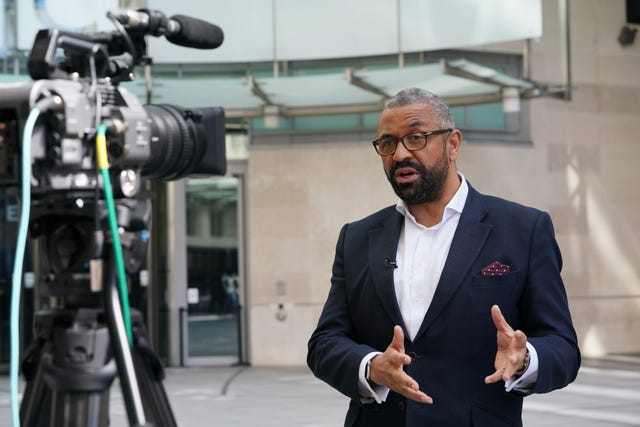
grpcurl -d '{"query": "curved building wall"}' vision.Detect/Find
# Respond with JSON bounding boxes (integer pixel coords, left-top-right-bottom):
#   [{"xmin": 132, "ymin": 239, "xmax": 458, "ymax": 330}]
[{"xmin": 247, "ymin": 0, "xmax": 640, "ymax": 365}]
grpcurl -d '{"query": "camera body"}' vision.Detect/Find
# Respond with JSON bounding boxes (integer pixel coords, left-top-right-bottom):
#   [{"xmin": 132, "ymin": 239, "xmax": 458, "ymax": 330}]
[
  {"xmin": 0, "ymin": 75, "xmax": 226, "ymax": 196},
  {"xmin": 0, "ymin": 22, "xmax": 227, "ymax": 194},
  {"xmin": 0, "ymin": 12, "xmax": 227, "ymax": 300}
]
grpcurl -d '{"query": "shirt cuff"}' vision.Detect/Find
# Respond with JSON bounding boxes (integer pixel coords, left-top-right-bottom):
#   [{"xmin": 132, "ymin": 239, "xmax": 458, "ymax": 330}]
[
  {"xmin": 505, "ymin": 341, "xmax": 539, "ymax": 392},
  {"xmin": 358, "ymin": 352, "xmax": 390, "ymax": 404}
]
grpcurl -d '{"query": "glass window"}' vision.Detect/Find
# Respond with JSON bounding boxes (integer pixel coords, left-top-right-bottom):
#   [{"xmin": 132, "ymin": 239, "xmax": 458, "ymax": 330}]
[{"xmin": 293, "ymin": 114, "xmax": 360, "ymax": 131}]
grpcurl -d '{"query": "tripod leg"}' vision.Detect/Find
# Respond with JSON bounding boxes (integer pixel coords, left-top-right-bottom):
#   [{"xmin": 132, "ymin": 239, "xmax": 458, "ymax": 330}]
[
  {"xmin": 103, "ymin": 270, "xmax": 149, "ymax": 426},
  {"xmin": 20, "ymin": 348, "xmax": 52, "ymax": 427},
  {"xmin": 20, "ymin": 310, "xmax": 117, "ymax": 427},
  {"xmin": 131, "ymin": 311, "xmax": 178, "ymax": 427},
  {"xmin": 46, "ymin": 354, "xmax": 114, "ymax": 427}
]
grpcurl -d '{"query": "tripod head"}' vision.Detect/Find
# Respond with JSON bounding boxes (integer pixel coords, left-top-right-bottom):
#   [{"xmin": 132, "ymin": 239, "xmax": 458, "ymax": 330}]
[{"xmin": 29, "ymin": 195, "xmax": 151, "ymax": 306}]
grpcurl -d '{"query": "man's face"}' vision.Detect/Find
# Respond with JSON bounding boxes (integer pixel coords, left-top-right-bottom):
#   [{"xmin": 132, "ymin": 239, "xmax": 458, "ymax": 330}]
[{"xmin": 376, "ymin": 103, "xmax": 453, "ymax": 205}]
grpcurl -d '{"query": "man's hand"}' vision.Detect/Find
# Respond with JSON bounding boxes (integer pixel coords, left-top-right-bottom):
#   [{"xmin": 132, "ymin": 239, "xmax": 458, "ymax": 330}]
[
  {"xmin": 369, "ymin": 325, "xmax": 433, "ymax": 404},
  {"xmin": 485, "ymin": 305, "xmax": 528, "ymax": 384}
]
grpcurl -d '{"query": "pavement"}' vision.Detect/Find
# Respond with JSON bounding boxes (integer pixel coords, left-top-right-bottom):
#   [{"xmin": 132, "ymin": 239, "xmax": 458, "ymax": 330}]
[{"xmin": 1, "ymin": 356, "xmax": 640, "ymax": 426}]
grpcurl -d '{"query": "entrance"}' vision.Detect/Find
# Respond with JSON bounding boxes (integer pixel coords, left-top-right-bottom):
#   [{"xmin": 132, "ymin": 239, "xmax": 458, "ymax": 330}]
[{"xmin": 184, "ymin": 177, "xmax": 243, "ymax": 364}]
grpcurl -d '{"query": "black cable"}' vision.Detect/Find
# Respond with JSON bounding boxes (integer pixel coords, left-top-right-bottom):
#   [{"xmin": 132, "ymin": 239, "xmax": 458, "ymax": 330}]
[{"xmin": 106, "ymin": 11, "xmax": 138, "ymax": 64}]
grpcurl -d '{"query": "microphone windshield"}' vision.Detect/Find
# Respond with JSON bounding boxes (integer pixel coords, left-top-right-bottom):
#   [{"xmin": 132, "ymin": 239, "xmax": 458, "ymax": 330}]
[{"xmin": 167, "ymin": 14, "xmax": 224, "ymax": 49}]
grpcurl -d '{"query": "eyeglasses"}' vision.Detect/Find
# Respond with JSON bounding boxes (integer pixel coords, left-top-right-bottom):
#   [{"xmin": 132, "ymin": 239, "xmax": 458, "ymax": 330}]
[{"xmin": 372, "ymin": 128, "xmax": 453, "ymax": 156}]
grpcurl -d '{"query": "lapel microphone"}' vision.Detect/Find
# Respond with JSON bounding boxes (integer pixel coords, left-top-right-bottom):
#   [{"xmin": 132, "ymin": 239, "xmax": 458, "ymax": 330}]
[{"xmin": 384, "ymin": 257, "xmax": 398, "ymax": 268}]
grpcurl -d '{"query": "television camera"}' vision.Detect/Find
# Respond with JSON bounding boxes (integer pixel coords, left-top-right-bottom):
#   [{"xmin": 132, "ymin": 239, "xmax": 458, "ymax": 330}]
[{"xmin": 1, "ymin": 8, "xmax": 227, "ymax": 426}]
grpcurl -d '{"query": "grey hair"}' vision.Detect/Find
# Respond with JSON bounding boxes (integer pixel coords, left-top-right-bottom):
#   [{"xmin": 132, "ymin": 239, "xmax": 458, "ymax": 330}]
[{"xmin": 384, "ymin": 87, "xmax": 455, "ymax": 128}]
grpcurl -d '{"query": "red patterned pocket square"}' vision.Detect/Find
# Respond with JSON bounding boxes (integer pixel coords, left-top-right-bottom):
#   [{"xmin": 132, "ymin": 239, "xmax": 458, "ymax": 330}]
[{"xmin": 480, "ymin": 261, "xmax": 512, "ymax": 276}]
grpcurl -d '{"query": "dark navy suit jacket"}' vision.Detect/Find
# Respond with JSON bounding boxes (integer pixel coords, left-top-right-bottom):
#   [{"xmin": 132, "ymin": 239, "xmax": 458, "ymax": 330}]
[{"xmin": 307, "ymin": 183, "xmax": 580, "ymax": 427}]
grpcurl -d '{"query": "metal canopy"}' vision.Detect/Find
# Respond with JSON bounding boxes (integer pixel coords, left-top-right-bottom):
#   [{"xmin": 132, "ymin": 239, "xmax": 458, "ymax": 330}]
[
  {"xmin": 441, "ymin": 59, "xmax": 568, "ymax": 100},
  {"xmin": 0, "ymin": 58, "xmax": 566, "ymax": 120},
  {"xmin": 121, "ymin": 59, "xmax": 564, "ymax": 120}
]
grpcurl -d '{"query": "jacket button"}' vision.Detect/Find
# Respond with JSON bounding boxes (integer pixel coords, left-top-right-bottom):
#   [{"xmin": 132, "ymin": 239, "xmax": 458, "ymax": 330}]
[{"xmin": 398, "ymin": 401, "xmax": 405, "ymax": 411}]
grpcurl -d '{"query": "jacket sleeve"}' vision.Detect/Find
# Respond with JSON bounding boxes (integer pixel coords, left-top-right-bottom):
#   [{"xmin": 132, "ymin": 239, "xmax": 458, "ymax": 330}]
[
  {"xmin": 307, "ymin": 223, "xmax": 377, "ymax": 401},
  {"xmin": 521, "ymin": 212, "xmax": 581, "ymax": 393}
]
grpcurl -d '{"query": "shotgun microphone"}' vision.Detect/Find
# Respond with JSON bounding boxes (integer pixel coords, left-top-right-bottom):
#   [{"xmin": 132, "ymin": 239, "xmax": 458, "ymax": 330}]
[{"xmin": 111, "ymin": 9, "xmax": 224, "ymax": 49}]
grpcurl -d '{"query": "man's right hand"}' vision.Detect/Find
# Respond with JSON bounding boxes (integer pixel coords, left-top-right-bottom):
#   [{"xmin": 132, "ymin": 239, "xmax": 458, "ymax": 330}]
[{"xmin": 369, "ymin": 325, "xmax": 433, "ymax": 404}]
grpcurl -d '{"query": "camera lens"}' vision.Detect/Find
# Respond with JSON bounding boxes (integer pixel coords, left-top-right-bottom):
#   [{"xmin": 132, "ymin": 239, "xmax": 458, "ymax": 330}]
[
  {"xmin": 141, "ymin": 105, "xmax": 226, "ymax": 181},
  {"xmin": 142, "ymin": 104, "xmax": 199, "ymax": 180}
]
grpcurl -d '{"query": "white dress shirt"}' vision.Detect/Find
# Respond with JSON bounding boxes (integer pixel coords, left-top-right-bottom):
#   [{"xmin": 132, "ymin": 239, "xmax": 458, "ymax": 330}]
[
  {"xmin": 393, "ymin": 175, "xmax": 467, "ymax": 341},
  {"xmin": 358, "ymin": 174, "xmax": 538, "ymax": 403}
]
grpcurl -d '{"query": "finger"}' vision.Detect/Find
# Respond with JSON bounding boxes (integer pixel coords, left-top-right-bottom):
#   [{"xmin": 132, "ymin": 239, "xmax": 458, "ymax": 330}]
[
  {"xmin": 395, "ymin": 375, "xmax": 433, "ymax": 404},
  {"xmin": 402, "ymin": 387, "xmax": 434, "ymax": 404},
  {"xmin": 505, "ymin": 331, "xmax": 528, "ymax": 366},
  {"xmin": 514, "ymin": 329, "xmax": 528, "ymax": 347},
  {"xmin": 484, "ymin": 369, "xmax": 504, "ymax": 384},
  {"xmin": 402, "ymin": 372, "xmax": 421, "ymax": 390},
  {"xmin": 502, "ymin": 366, "xmax": 517, "ymax": 382},
  {"xmin": 390, "ymin": 325, "xmax": 406, "ymax": 354},
  {"xmin": 490, "ymin": 305, "xmax": 513, "ymax": 335}
]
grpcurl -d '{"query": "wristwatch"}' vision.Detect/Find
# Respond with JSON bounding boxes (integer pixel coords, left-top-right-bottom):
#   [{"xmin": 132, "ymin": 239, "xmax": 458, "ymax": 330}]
[
  {"xmin": 365, "ymin": 360, "xmax": 377, "ymax": 388},
  {"xmin": 514, "ymin": 348, "xmax": 530, "ymax": 377}
]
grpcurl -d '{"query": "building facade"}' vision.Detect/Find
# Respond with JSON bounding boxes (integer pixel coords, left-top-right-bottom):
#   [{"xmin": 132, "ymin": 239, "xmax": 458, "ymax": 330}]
[
  {"xmin": 1, "ymin": 0, "xmax": 639, "ymax": 370},
  {"xmin": 245, "ymin": 0, "xmax": 640, "ymax": 365}
]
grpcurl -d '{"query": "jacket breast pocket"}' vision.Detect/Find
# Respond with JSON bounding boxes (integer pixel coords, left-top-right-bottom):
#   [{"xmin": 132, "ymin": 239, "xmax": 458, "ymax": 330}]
[
  {"xmin": 469, "ymin": 272, "xmax": 520, "ymax": 316},
  {"xmin": 471, "ymin": 271, "xmax": 518, "ymax": 288}
]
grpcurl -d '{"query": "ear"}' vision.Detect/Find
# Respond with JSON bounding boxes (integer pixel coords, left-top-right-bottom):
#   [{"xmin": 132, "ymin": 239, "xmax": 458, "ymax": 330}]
[{"xmin": 447, "ymin": 129, "xmax": 462, "ymax": 161}]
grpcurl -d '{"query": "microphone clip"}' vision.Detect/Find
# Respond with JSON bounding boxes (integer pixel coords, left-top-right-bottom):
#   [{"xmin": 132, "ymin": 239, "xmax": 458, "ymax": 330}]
[{"xmin": 384, "ymin": 257, "xmax": 398, "ymax": 268}]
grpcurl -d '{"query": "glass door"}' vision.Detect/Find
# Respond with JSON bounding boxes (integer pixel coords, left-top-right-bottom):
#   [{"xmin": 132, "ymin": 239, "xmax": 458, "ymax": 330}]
[{"xmin": 184, "ymin": 177, "xmax": 241, "ymax": 364}]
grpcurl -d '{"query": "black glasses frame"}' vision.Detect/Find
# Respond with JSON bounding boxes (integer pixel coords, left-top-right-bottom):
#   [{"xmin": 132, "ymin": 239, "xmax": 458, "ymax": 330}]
[{"xmin": 372, "ymin": 128, "xmax": 453, "ymax": 156}]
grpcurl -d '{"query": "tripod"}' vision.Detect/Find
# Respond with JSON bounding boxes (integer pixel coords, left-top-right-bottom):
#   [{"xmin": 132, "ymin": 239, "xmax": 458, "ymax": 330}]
[{"xmin": 18, "ymin": 199, "xmax": 177, "ymax": 427}]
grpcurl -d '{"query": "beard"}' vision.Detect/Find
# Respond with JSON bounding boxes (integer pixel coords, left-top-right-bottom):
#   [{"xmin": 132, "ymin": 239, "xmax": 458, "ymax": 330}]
[{"xmin": 387, "ymin": 149, "xmax": 450, "ymax": 205}]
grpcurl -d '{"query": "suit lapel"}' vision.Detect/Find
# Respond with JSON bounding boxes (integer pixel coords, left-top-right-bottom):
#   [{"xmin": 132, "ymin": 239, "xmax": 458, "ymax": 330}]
[
  {"xmin": 368, "ymin": 210, "xmax": 406, "ymax": 331},
  {"xmin": 413, "ymin": 186, "xmax": 492, "ymax": 342}
]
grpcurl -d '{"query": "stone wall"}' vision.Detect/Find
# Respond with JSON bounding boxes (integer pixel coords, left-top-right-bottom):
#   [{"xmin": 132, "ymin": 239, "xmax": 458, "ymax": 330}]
[{"xmin": 246, "ymin": 0, "xmax": 640, "ymax": 365}]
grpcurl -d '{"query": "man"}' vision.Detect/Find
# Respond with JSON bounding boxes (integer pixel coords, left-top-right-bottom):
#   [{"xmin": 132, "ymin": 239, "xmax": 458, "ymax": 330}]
[{"xmin": 307, "ymin": 88, "xmax": 580, "ymax": 426}]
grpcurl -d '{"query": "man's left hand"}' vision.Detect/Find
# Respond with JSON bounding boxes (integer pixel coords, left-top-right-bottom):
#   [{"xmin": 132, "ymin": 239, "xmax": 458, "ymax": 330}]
[{"xmin": 484, "ymin": 304, "xmax": 528, "ymax": 384}]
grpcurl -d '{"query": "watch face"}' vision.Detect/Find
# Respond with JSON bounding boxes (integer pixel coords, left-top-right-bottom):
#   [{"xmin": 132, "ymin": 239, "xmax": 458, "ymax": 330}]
[
  {"xmin": 515, "ymin": 350, "xmax": 530, "ymax": 376},
  {"xmin": 365, "ymin": 360, "xmax": 372, "ymax": 381}
]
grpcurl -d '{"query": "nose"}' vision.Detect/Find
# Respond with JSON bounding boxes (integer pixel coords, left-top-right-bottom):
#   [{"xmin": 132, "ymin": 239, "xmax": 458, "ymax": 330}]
[{"xmin": 392, "ymin": 140, "xmax": 413, "ymax": 162}]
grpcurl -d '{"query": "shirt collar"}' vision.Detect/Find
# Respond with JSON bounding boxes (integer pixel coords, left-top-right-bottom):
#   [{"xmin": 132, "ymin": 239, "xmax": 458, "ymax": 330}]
[{"xmin": 395, "ymin": 172, "xmax": 469, "ymax": 226}]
